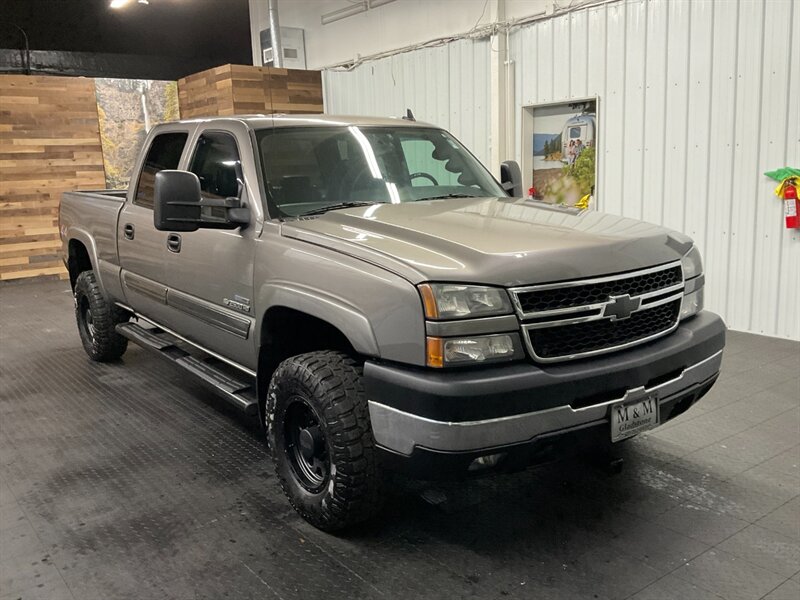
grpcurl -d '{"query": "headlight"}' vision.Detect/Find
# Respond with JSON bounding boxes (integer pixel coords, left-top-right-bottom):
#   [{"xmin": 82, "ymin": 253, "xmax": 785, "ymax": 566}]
[
  {"xmin": 680, "ymin": 246, "xmax": 704, "ymax": 320},
  {"xmin": 681, "ymin": 245, "xmax": 703, "ymax": 280},
  {"xmin": 418, "ymin": 283, "xmax": 513, "ymax": 320},
  {"xmin": 426, "ymin": 334, "xmax": 520, "ymax": 367}
]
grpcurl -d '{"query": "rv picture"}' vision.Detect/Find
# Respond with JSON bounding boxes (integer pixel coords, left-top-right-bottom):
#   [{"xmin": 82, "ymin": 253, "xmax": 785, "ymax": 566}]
[
  {"xmin": 561, "ymin": 114, "xmax": 596, "ymax": 165},
  {"xmin": 531, "ymin": 101, "xmax": 597, "ymax": 207}
]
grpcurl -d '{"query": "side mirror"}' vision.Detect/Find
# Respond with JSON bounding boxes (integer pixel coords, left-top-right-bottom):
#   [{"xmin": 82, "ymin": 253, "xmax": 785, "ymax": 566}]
[
  {"xmin": 500, "ymin": 160, "xmax": 523, "ymax": 198},
  {"xmin": 154, "ymin": 170, "xmax": 250, "ymax": 232},
  {"xmin": 154, "ymin": 170, "xmax": 202, "ymax": 232}
]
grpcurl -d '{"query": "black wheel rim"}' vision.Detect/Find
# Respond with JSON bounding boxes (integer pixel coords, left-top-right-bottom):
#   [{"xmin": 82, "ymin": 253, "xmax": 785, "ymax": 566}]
[
  {"xmin": 78, "ymin": 296, "xmax": 95, "ymax": 341},
  {"xmin": 283, "ymin": 397, "xmax": 329, "ymax": 493}
]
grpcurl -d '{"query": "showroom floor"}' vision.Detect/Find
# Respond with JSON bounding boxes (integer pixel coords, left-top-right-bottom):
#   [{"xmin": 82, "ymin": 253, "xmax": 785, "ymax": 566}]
[{"xmin": 1, "ymin": 279, "xmax": 798, "ymax": 600}]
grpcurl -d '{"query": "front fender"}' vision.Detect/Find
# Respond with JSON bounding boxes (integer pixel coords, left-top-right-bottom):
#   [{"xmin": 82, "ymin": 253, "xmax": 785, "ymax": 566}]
[{"xmin": 256, "ymin": 283, "xmax": 380, "ymax": 357}]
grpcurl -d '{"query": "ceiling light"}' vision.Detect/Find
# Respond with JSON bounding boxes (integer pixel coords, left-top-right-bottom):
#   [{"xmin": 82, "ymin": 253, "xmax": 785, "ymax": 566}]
[{"xmin": 110, "ymin": 0, "xmax": 148, "ymax": 8}]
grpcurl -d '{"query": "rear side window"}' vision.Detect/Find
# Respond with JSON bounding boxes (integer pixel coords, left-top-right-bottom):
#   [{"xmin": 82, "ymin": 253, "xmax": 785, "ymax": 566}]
[
  {"xmin": 134, "ymin": 132, "xmax": 188, "ymax": 209},
  {"xmin": 189, "ymin": 131, "xmax": 242, "ymax": 200}
]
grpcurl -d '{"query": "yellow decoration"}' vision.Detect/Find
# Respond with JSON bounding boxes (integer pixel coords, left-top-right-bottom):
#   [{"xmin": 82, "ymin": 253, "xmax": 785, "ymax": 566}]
[
  {"xmin": 773, "ymin": 177, "xmax": 798, "ymax": 198},
  {"xmin": 576, "ymin": 193, "xmax": 591, "ymax": 210}
]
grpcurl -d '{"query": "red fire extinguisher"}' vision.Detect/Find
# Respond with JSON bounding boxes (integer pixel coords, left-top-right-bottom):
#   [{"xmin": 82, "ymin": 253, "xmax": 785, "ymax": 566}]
[{"xmin": 784, "ymin": 178, "xmax": 799, "ymax": 229}]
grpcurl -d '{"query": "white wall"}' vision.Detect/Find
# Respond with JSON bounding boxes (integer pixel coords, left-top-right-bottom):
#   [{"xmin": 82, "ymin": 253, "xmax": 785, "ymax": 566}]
[
  {"xmin": 323, "ymin": 38, "xmax": 492, "ymax": 166},
  {"xmin": 508, "ymin": 0, "xmax": 799, "ymax": 340},
  {"xmin": 250, "ymin": 0, "xmax": 589, "ymax": 69},
  {"xmin": 280, "ymin": 0, "xmax": 800, "ymax": 340}
]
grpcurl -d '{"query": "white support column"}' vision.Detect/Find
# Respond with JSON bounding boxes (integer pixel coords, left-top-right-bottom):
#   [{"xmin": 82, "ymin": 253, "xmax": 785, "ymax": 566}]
[
  {"xmin": 248, "ymin": 0, "xmax": 268, "ymax": 66},
  {"xmin": 488, "ymin": 0, "xmax": 507, "ymax": 176},
  {"xmin": 504, "ymin": 26, "xmax": 516, "ymax": 170}
]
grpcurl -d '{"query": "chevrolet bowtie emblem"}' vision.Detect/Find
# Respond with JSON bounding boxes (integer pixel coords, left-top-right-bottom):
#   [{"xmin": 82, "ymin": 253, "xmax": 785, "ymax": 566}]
[{"xmin": 603, "ymin": 294, "xmax": 641, "ymax": 320}]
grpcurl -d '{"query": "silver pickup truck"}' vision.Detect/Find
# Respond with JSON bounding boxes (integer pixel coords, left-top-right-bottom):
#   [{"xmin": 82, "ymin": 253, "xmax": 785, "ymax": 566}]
[{"xmin": 60, "ymin": 115, "xmax": 725, "ymax": 531}]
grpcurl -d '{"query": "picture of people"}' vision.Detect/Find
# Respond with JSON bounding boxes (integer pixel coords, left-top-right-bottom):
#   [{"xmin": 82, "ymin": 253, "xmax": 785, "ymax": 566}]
[{"xmin": 530, "ymin": 99, "xmax": 596, "ymax": 208}]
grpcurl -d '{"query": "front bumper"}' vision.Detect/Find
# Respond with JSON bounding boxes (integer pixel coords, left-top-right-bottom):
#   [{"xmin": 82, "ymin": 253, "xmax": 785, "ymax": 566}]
[{"xmin": 364, "ymin": 311, "xmax": 725, "ymax": 472}]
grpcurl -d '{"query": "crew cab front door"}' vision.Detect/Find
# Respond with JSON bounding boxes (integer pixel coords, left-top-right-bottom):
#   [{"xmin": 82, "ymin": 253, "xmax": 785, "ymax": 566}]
[
  {"xmin": 118, "ymin": 130, "xmax": 189, "ymax": 325},
  {"xmin": 162, "ymin": 128, "xmax": 257, "ymax": 370}
]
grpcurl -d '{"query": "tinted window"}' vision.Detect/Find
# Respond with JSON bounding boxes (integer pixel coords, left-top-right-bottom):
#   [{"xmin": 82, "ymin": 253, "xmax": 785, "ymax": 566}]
[
  {"xmin": 134, "ymin": 132, "xmax": 188, "ymax": 209},
  {"xmin": 189, "ymin": 132, "xmax": 242, "ymax": 200}
]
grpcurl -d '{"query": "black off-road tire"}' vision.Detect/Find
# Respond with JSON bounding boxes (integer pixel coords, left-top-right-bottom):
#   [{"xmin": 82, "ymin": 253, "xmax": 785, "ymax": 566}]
[
  {"xmin": 266, "ymin": 351, "xmax": 383, "ymax": 532},
  {"xmin": 74, "ymin": 270, "xmax": 129, "ymax": 362}
]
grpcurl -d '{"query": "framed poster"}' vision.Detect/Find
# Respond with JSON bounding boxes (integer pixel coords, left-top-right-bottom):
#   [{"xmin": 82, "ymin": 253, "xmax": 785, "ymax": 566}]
[
  {"xmin": 94, "ymin": 79, "xmax": 180, "ymax": 190},
  {"xmin": 525, "ymin": 98, "xmax": 597, "ymax": 208}
]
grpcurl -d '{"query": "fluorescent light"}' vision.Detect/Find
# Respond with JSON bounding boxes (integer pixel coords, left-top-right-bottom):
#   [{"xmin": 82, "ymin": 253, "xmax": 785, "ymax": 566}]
[{"xmin": 321, "ymin": 2, "xmax": 367, "ymax": 25}]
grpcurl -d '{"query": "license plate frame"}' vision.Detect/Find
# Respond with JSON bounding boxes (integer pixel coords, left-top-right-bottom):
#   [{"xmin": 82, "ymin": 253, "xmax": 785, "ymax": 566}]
[{"xmin": 610, "ymin": 393, "xmax": 660, "ymax": 443}]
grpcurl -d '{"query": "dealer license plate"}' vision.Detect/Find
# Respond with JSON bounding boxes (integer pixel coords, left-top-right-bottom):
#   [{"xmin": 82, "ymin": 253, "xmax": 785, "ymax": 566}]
[{"xmin": 610, "ymin": 395, "xmax": 660, "ymax": 443}]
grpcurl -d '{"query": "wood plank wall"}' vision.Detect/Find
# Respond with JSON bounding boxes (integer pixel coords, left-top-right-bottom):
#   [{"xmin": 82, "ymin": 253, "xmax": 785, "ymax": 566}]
[
  {"xmin": 0, "ymin": 65, "xmax": 322, "ymax": 282},
  {"xmin": 178, "ymin": 64, "xmax": 323, "ymax": 119},
  {"xmin": 0, "ymin": 75, "xmax": 105, "ymax": 281}
]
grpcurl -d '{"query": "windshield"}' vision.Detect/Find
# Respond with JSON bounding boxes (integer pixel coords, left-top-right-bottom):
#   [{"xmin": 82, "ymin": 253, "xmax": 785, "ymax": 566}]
[{"xmin": 255, "ymin": 126, "xmax": 505, "ymax": 217}]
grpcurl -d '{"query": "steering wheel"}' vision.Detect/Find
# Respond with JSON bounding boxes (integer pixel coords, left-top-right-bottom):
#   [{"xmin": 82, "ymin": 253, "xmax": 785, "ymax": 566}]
[{"xmin": 410, "ymin": 172, "xmax": 439, "ymax": 186}]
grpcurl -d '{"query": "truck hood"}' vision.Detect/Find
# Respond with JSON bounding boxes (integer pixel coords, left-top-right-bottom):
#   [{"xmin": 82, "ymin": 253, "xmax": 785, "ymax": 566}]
[{"xmin": 280, "ymin": 197, "xmax": 692, "ymax": 286}]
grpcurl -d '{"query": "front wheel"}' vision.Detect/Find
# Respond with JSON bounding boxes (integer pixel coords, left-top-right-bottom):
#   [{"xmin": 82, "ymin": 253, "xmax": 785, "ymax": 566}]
[
  {"xmin": 266, "ymin": 351, "xmax": 383, "ymax": 531},
  {"xmin": 74, "ymin": 271, "xmax": 129, "ymax": 362}
]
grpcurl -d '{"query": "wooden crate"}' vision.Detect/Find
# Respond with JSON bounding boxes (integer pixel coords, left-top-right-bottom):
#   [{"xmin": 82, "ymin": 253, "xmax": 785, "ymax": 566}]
[
  {"xmin": 178, "ymin": 64, "xmax": 323, "ymax": 119},
  {"xmin": 0, "ymin": 75, "xmax": 106, "ymax": 281}
]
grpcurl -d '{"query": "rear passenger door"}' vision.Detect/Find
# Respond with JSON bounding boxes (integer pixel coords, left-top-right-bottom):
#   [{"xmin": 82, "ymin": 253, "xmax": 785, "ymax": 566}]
[
  {"xmin": 161, "ymin": 128, "xmax": 257, "ymax": 369},
  {"xmin": 118, "ymin": 129, "xmax": 189, "ymax": 325}
]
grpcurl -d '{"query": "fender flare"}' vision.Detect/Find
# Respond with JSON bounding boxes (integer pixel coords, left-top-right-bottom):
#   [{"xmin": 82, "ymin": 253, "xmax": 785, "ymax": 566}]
[
  {"xmin": 65, "ymin": 227, "xmax": 103, "ymax": 289},
  {"xmin": 256, "ymin": 283, "xmax": 380, "ymax": 357}
]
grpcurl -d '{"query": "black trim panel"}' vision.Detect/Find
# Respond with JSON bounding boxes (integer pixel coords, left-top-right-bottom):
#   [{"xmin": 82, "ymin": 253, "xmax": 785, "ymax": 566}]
[
  {"xmin": 122, "ymin": 272, "xmax": 167, "ymax": 303},
  {"xmin": 166, "ymin": 289, "xmax": 251, "ymax": 339}
]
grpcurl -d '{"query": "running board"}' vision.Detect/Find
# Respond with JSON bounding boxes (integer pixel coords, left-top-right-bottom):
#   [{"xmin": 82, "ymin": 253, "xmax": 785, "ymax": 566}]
[{"xmin": 116, "ymin": 322, "xmax": 258, "ymax": 416}]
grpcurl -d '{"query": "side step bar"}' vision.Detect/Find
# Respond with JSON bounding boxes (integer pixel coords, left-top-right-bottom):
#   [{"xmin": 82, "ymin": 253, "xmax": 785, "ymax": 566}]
[{"xmin": 116, "ymin": 322, "xmax": 258, "ymax": 416}]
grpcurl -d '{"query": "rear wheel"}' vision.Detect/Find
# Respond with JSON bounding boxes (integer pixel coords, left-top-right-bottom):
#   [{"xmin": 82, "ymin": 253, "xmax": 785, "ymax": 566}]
[
  {"xmin": 74, "ymin": 271, "xmax": 129, "ymax": 362},
  {"xmin": 266, "ymin": 351, "xmax": 383, "ymax": 531}
]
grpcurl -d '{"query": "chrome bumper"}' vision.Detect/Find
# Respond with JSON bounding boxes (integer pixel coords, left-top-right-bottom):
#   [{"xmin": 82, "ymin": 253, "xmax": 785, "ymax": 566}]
[{"xmin": 368, "ymin": 349, "xmax": 723, "ymax": 456}]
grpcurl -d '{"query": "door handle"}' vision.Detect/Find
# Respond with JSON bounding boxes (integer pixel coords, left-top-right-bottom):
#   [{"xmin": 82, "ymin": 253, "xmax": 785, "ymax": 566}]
[
  {"xmin": 167, "ymin": 233, "xmax": 182, "ymax": 253},
  {"xmin": 123, "ymin": 223, "xmax": 135, "ymax": 240}
]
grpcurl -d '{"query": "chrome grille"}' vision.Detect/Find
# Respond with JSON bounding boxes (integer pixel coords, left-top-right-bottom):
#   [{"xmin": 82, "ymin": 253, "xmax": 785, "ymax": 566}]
[
  {"xmin": 509, "ymin": 261, "xmax": 684, "ymax": 363},
  {"xmin": 514, "ymin": 265, "xmax": 683, "ymax": 314}
]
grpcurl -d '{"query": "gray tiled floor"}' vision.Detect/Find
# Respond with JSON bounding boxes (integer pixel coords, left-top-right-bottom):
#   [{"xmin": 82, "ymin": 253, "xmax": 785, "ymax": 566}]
[{"xmin": 1, "ymin": 279, "xmax": 798, "ymax": 600}]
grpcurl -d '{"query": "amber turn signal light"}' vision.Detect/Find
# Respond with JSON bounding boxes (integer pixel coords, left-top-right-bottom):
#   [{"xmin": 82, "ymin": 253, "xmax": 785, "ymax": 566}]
[
  {"xmin": 426, "ymin": 336, "xmax": 444, "ymax": 368},
  {"xmin": 418, "ymin": 284, "xmax": 439, "ymax": 319}
]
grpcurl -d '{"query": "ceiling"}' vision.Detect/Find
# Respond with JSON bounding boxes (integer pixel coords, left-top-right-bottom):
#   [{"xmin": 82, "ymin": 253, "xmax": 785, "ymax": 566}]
[{"xmin": 0, "ymin": 0, "xmax": 251, "ymax": 62}]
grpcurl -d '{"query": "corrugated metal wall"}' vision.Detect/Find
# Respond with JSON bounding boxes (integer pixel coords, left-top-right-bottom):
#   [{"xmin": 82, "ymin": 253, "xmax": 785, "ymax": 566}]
[
  {"xmin": 322, "ymin": 0, "xmax": 799, "ymax": 340},
  {"xmin": 511, "ymin": 0, "xmax": 799, "ymax": 339},
  {"xmin": 323, "ymin": 38, "xmax": 492, "ymax": 166}
]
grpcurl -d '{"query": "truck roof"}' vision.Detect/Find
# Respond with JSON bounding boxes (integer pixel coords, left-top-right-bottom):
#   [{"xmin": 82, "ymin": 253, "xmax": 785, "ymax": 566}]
[{"xmin": 166, "ymin": 114, "xmax": 436, "ymax": 130}]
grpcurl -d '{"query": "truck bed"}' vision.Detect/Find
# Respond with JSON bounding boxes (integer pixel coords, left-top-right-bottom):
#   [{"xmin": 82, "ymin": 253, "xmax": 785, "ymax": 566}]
[{"xmin": 60, "ymin": 189, "xmax": 128, "ymax": 298}]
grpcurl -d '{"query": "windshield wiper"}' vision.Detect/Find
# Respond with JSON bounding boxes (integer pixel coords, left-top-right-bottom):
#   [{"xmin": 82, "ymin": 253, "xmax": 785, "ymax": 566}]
[
  {"xmin": 417, "ymin": 193, "xmax": 482, "ymax": 201},
  {"xmin": 298, "ymin": 202, "xmax": 377, "ymax": 217}
]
